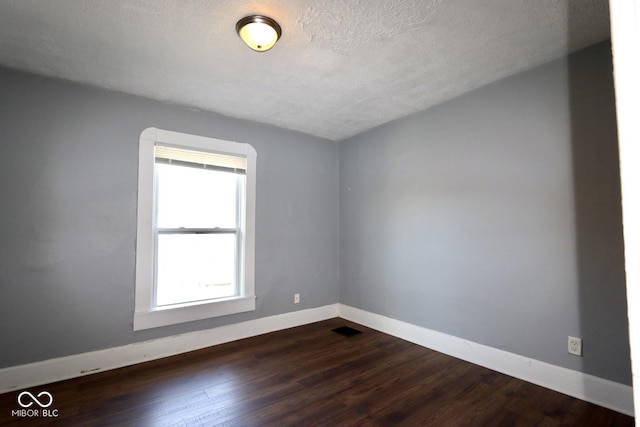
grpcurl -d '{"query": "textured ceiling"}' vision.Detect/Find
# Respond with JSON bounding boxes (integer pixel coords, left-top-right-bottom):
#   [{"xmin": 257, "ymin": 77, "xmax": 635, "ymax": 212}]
[{"xmin": 0, "ymin": 0, "xmax": 610, "ymax": 141}]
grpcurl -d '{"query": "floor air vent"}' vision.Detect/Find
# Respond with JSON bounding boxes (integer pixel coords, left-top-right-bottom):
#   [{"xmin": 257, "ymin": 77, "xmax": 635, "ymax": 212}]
[{"xmin": 331, "ymin": 326, "xmax": 362, "ymax": 337}]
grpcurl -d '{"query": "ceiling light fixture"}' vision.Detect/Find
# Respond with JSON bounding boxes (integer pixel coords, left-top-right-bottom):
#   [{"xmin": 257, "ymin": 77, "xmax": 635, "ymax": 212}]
[{"xmin": 236, "ymin": 15, "xmax": 282, "ymax": 52}]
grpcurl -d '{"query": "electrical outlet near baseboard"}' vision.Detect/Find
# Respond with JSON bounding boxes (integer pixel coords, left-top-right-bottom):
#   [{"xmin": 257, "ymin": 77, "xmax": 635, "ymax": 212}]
[
  {"xmin": 294, "ymin": 293, "xmax": 300, "ymax": 304},
  {"xmin": 568, "ymin": 336, "xmax": 583, "ymax": 356}
]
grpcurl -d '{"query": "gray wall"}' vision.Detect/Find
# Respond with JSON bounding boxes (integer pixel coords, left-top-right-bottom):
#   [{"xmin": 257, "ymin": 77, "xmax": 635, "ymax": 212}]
[
  {"xmin": 0, "ymin": 67, "xmax": 339, "ymax": 368},
  {"xmin": 0, "ymin": 41, "xmax": 630, "ymax": 387},
  {"xmin": 339, "ymin": 41, "xmax": 631, "ymax": 384}
]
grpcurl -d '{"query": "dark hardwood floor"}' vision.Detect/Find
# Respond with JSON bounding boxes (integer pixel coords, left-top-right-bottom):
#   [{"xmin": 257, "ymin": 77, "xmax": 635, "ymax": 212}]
[{"xmin": 0, "ymin": 318, "xmax": 633, "ymax": 426}]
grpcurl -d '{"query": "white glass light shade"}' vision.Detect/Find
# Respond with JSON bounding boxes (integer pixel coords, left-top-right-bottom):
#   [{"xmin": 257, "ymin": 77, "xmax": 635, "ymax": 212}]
[{"xmin": 236, "ymin": 15, "xmax": 282, "ymax": 52}]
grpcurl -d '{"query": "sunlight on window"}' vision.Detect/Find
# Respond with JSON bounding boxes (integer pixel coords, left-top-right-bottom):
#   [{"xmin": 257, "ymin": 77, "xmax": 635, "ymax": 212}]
[
  {"xmin": 156, "ymin": 164, "xmax": 238, "ymax": 229},
  {"xmin": 156, "ymin": 234, "xmax": 237, "ymax": 306},
  {"xmin": 135, "ymin": 128, "xmax": 256, "ymax": 330},
  {"xmin": 155, "ymin": 163, "xmax": 242, "ymax": 306}
]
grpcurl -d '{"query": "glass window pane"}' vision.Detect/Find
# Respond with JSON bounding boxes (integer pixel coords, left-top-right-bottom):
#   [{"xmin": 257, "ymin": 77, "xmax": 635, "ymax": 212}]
[
  {"xmin": 156, "ymin": 163, "xmax": 239, "ymax": 229},
  {"xmin": 156, "ymin": 234, "xmax": 237, "ymax": 306}
]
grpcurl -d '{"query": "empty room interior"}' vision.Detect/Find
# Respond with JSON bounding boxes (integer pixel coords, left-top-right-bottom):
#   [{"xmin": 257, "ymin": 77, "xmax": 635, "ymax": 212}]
[{"xmin": 1, "ymin": 0, "xmax": 639, "ymax": 425}]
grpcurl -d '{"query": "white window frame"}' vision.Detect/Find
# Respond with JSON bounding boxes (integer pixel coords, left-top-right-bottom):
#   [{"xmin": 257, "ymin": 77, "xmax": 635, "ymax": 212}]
[{"xmin": 134, "ymin": 127, "xmax": 256, "ymax": 331}]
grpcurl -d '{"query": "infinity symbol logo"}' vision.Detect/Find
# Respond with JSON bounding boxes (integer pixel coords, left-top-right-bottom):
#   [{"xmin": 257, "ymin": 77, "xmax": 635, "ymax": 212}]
[{"xmin": 17, "ymin": 391, "xmax": 53, "ymax": 408}]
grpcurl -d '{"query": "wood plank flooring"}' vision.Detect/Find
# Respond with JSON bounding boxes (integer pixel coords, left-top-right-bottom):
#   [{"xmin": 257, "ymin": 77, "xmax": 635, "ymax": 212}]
[{"xmin": 0, "ymin": 318, "xmax": 633, "ymax": 426}]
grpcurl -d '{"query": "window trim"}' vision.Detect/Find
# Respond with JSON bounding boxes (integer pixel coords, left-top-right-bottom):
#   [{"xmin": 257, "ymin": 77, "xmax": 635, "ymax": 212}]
[{"xmin": 134, "ymin": 127, "xmax": 256, "ymax": 331}]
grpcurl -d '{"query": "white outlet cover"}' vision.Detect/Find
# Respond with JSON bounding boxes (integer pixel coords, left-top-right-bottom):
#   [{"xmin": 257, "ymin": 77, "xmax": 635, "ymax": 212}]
[{"xmin": 568, "ymin": 336, "xmax": 583, "ymax": 356}]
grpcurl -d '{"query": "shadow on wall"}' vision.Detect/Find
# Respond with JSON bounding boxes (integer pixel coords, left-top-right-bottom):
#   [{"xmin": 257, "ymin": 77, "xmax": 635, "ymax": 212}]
[{"xmin": 567, "ymin": 2, "xmax": 631, "ymax": 385}]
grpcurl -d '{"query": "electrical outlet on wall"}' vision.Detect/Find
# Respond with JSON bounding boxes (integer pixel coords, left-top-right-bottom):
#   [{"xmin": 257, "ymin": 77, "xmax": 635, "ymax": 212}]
[
  {"xmin": 568, "ymin": 336, "xmax": 583, "ymax": 356},
  {"xmin": 294, "ymin": 293, "xmax": 300, "ymax": 304}
]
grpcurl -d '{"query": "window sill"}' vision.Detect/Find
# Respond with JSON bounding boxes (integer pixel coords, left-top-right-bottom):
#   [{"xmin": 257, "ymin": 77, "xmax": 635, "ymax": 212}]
[{"xmin": 133, "ymin": 295, "xmax": 256, "ymax": 331}]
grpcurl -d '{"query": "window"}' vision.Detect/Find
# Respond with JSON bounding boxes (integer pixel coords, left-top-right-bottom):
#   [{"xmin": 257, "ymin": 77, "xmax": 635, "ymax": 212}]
[{"xmin": 134, "ymin": 128, "xmax": 256, "ymax": 330}]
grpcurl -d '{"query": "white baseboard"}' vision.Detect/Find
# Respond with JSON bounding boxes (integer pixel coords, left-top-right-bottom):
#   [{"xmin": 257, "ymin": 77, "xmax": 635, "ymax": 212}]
[
  {"xmin": 0, "ymin": 304, "xmax": 339, "ymax": 394},
  {"xmin": 337, "ymin": 304, "xmax": 634, "ymax": 416},
  {"xmin": 2, "ymin": 302, "xmax": 633, "ymax": 417}
]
